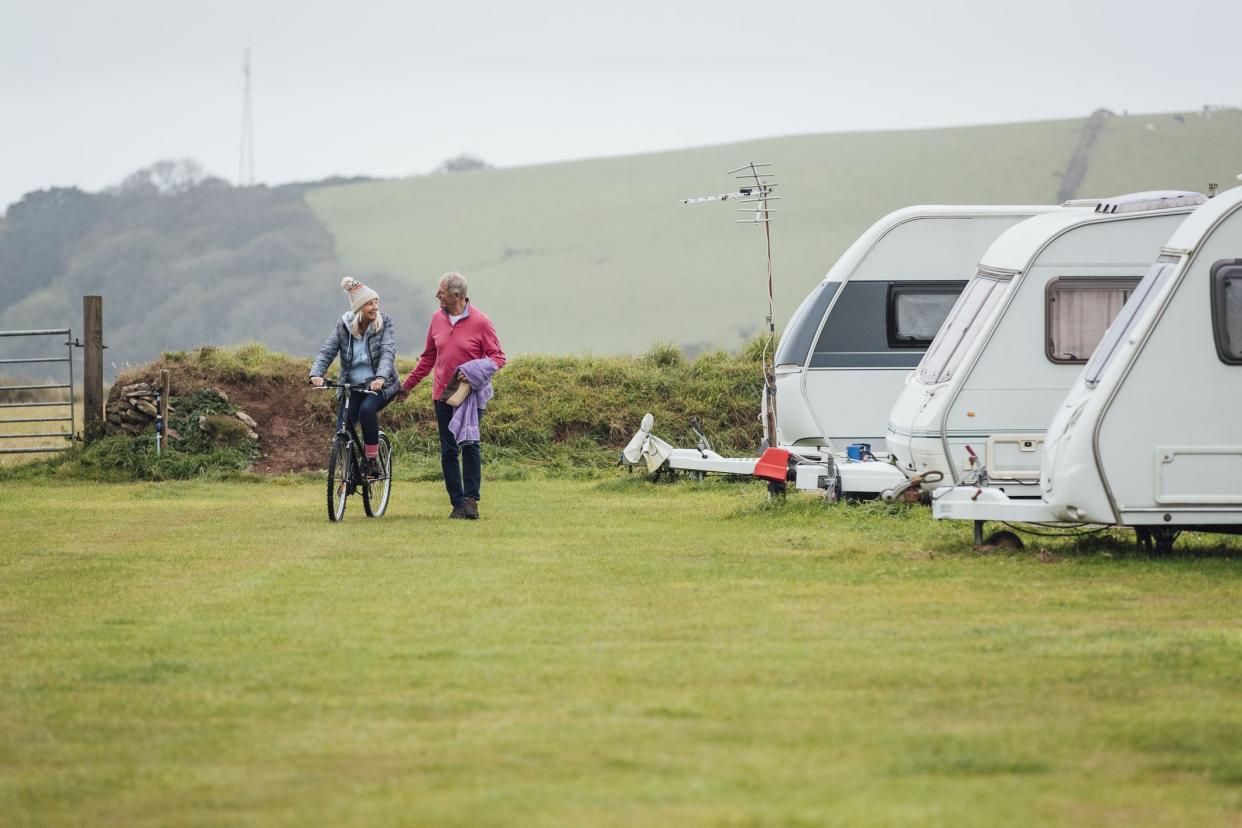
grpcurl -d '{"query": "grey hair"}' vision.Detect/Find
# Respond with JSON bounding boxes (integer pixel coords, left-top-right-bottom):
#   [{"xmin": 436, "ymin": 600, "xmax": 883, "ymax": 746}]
[{"xmin": 439, "ymin": 271, "xmax": 469, "ymax": 297}]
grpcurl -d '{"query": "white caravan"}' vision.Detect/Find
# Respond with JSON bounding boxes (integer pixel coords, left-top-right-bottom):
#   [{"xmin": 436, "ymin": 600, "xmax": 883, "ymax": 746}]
[
  {"xmin": 886, "ymin": 192, "xmax": 1204, "ymax": 497},
  {"xmin": 934, "ymin": 184, "xmax": 1242, "ymax": 552},
  {"xmin": 624, "ymin": 204, "xmax": 1052, "ymax": 496},
  {"xmin": 774, "ymin": 204, "xmax": 1053, "ymax": 454}
]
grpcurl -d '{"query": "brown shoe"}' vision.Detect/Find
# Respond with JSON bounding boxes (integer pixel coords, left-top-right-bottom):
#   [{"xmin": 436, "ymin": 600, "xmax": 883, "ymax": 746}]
[
  {"xmin": 463, "ymin": 497, "xmax": 480, "ymax": 520},
  {"xmin": 450, "ymin": 503, "xmax": 468, "ymax": 519}
]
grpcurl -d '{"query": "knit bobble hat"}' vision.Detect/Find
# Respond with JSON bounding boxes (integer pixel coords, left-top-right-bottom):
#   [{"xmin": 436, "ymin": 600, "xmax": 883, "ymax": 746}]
[{"xmin": 341, "ymin": 277, "xmax": 379, "ymax": 313}]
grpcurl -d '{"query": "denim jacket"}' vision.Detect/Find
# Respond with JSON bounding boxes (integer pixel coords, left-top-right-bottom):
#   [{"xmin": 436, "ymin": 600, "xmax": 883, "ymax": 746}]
[{"xmin": 309, "ymin": 312, "xmax": 399, "ymax": 400}]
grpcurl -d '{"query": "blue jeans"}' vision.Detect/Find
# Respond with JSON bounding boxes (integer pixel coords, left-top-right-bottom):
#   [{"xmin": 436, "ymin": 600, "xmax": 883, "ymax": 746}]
[
  {"xmin": 435, "ymin": 400, "xmax": 483, "ymax": 507},
  {"xmin": 337, "ymin": 390, "xmax": 390, "ymax": 446}
]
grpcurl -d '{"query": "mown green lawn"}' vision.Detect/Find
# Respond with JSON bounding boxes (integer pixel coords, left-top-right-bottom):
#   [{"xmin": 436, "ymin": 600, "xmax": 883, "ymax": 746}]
[{"xmin": 2, "ymin": 476, "xmax": 1241, "ymax": 826}]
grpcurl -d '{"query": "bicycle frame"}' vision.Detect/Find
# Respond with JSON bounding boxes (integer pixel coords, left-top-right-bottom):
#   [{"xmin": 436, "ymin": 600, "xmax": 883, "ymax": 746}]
[
  {"xmin": 317, "ymin": 381, "xmax": 389, "ymax": 478},
  {"xmin": 333, "ymin": 384, "xmax": 371, "ymax": 470},
  {"xmin": 314, "ymin": 381, "xmax": 394, "ymax": 525}
]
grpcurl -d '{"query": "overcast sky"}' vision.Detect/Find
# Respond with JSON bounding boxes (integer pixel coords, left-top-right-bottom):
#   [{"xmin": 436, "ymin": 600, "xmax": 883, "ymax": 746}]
[{"xmin": 3, "ymin": 0, "xmax": 1239, "ymax": 210}]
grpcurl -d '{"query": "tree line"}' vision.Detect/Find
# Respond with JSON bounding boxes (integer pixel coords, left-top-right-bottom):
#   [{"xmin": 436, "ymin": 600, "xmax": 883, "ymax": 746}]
[{"xmin": 0, "ymin": 161, "xmax": 427, "ymax": 376}]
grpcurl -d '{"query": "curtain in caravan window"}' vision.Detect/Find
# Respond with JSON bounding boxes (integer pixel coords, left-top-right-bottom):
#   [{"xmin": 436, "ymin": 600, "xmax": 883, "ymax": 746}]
[
  {"xmin": 1047, "ymin": 281, "xmax": 1137, "ymax": 362},
  {"xmin": 893, "ymin": 290, "xmax": 959, "ymax": 344}
]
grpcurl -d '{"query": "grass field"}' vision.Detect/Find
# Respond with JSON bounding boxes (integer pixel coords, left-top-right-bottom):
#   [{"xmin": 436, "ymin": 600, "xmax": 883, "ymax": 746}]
[
  {"xmin": 307, "ymin": 109, "xmax": 1242, "ymax": 356},
  {"xmin": 3, "ymin": 475, "xmax": 1242, "ymax": 826}
]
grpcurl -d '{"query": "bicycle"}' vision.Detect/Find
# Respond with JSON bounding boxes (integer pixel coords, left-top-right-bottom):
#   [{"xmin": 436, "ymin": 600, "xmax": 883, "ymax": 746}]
[{"xmin": 314, "ymin": 381, "xmax": 393, "ymax": 522}]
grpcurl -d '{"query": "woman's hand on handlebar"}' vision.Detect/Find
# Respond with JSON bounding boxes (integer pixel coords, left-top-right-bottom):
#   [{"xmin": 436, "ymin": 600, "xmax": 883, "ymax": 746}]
[
  {"xmin": 310, "ymin": 376, "xmax": 325, "ymax": 388},
  {"xmin": 369, "ymin": 378, "xmax": 384, "ymax": 392}
]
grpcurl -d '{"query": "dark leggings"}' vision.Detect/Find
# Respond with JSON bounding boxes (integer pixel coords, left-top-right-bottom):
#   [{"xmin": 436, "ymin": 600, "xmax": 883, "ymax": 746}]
[
  {"xmin": 337, "ymin": 390, "xmax": 390, "ymax": 446},
  {"xmin": 435, "ymin": 400, "xmax": 483, "ymax": 506}
]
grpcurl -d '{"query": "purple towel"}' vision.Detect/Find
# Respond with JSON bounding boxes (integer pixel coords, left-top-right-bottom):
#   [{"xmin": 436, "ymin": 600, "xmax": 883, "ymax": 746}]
[{"xmin": 448, "ymin": 357, "xmax": 498, "ymax": 445}]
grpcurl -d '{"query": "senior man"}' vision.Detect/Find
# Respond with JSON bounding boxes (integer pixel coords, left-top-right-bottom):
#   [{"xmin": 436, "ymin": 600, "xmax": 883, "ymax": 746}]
[{"xmin": 401, "ymin": 272, "xmax": 506, "ymax": 520}]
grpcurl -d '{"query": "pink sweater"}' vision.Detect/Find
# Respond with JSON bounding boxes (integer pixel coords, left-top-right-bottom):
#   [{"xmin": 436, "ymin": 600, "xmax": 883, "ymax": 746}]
[{"xmin": 402, "ymin": 304, "xmax": 506, "ymax": 400}]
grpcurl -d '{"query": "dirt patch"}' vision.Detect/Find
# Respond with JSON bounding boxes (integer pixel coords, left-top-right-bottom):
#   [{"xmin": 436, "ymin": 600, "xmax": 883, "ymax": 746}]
[
  {"xmin": 224, "ymin": 378, "xmax": 330, "ymax": 474},
  {"xmin": 118, "ymin": 359, "xmax": 333, "ymax": 475}
]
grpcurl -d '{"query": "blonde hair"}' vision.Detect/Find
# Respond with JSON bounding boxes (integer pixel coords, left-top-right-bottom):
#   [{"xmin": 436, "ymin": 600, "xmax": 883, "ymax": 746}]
[{"xmin": 350, "ymin": 311, "xmax": 383, "ymax": 338}]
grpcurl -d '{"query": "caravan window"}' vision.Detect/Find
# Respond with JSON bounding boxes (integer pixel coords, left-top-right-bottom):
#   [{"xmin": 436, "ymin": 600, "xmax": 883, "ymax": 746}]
[
  {"xmin": 1084, "ymin": 258, "xmax": 1178, "ymax": 386},
  {"xmin": 1211, "ymin": 260, "xmax": 1242, "ymax": 364},
  {"xmin": 809, "ymin": 279, "xmax": 965, "ymax": 368},
  {"xmin": 917, "ymin": 275, "xmax": 1010, "ymax": 385},
  {"xmin": 887, "ymin": 282, "xmax": 963, "ymax": 348},
  {"xmin": 1045, "ymin": 278, "xmax": 1140, "ymax": 363}
]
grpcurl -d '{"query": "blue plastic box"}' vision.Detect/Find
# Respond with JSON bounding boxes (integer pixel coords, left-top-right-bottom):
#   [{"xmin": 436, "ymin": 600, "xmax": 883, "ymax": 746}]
[{"xmin": 845, "ymin": 443, "xmax": 871, "ymax": 462}]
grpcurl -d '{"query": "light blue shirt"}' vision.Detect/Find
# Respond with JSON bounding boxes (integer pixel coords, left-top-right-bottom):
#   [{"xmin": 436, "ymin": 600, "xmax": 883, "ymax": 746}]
[{"xmin": 347, "ymin": 330, "xmax": 372, "ymax": 386}]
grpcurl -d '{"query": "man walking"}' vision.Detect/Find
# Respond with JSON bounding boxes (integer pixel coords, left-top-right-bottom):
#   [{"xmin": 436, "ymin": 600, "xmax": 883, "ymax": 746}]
[{"xmin": 401, "ymin": 272, "xmax": 506, "ymax": 519}]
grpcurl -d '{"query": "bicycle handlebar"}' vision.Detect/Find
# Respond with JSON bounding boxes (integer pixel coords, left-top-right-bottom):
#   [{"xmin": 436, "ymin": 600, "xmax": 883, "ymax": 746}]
[{"xmin": 311, "ymin": 380, "xmax": 377, "ymax": 395}]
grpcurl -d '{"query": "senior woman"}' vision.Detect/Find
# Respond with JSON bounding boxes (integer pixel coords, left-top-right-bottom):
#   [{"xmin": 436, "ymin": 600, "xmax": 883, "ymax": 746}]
[{"xmin": 309, "ymin": 277, "xmax": 399, "ymax": 478}]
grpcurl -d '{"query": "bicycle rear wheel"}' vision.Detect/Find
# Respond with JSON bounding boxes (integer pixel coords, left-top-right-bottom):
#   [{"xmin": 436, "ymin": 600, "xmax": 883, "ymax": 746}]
[
  {"xmin": 363, "ymin": 432, "xmax": 393, "ymax": 518},
  {"xmin": 327, "ymin": 435, "xmax": 353, "ymax": 522}
]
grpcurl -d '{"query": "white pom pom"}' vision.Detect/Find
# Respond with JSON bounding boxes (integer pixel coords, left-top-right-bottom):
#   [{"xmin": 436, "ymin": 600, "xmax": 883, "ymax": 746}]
[{"xmin": 341, "ymin": 276, "xmax": 357, "ymax": 291}]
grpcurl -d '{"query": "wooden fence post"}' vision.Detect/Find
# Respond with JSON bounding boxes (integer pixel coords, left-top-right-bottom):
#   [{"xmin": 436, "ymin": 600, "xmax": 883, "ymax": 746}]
[{"xmin": 83, "ymin": 295, "xmax": 104, "ymax": 443}]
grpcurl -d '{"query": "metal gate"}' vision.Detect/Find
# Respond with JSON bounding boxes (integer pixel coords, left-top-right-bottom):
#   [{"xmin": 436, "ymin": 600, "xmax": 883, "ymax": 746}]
[{"xmin": 0, "ymin": 328, "xmax": 76, "ymax": 454}]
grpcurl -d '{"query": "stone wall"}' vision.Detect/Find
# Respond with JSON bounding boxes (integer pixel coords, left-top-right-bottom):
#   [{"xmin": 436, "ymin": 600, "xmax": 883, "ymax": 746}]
[
  {"xmin": 104, "ymin": 382, "xmax": 160, "ymax": 436},
  {"xmin": 104, "ymin": 382, "xmax": 258, "ymax": 445}
]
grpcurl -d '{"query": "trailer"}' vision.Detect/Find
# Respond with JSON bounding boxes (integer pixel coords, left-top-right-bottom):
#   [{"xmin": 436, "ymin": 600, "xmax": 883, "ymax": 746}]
[
  {"xmin": 932, "ymin": 184, "xmax": 1242, "ymax": 553},
  {"xmin": 623, "ymin": 204, "xmax": 1052, "ymax": 496},
  {"xmin": 886, "ymin": 191, "xmax": 1203, "ymax": 497},
  {"xmin": 773, "ymin": 204, "xmax": 1053, "ymax": 454}
]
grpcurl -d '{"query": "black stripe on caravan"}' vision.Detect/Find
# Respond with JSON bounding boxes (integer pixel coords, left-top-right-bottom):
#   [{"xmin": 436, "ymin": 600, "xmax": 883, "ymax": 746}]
[
  {"xmin": 776, "ymin": 281, "xmax": 840, "ymax": 366},
  {"xmin": 809, "ymin": 352, "xmax": 924, "ymax": 368}
]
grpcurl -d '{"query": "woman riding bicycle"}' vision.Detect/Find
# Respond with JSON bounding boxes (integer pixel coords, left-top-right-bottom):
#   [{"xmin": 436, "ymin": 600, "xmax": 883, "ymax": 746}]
[{"xmin": 309, "ymin": 277, "xmax": 398, "ymax": 478}]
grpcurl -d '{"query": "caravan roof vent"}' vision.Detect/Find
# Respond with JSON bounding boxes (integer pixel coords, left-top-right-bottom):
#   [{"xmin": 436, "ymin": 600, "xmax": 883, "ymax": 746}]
[
  {"xmin": 1092, "ymin": 190, "xmax": 1206, "ymax": 214},
  {"xmin": 1061, "ymin": 197, "xmax": 1106, "ymax": 209}
]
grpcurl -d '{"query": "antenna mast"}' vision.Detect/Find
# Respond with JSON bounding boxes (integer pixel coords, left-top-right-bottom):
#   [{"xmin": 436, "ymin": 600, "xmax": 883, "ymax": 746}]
[
  {"xmin": 238, "ymin": 47, "xmax": 255, "ymax": 187},
  {"xmin": 683, "ymin": 162, "xmax": 780, "ymax": 448}
]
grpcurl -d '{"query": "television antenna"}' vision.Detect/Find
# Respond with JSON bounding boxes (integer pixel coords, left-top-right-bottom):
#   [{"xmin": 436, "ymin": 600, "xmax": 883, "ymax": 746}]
[
  {"xmin": 683, "ymin": 162, "xmax": 780, "ymax": 447},
  {"xmin": 238, "ymin": 47, "xmax": 256, "ymax": 187}
]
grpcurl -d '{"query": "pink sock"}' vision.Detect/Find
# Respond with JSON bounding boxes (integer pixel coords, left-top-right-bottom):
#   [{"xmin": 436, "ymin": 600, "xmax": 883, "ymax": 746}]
[{"xmin": 365, "ymin": 444, "xmax": 379, "ymax": 459}]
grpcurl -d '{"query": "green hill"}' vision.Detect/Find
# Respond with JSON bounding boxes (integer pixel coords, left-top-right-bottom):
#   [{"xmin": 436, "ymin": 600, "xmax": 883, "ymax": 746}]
[
  {"xmin": 4, "ymin": 110, "xmax": 1239, "ymax": 368},
  {"xmin": 308, "ymin": 109, "xmax": 1242, "ymax": 355}
]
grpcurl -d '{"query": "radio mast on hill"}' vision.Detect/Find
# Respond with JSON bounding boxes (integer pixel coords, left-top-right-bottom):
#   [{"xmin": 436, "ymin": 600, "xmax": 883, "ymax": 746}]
[{"xmin": 238, "ymin": 47, "xmax": 256, "ymax": 186}]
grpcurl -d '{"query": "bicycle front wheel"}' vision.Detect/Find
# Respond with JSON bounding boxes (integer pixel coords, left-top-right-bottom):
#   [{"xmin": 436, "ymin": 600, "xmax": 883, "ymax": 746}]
[
  {"xmin": 363, "ymin": 432, "xmax": 393, "ymax": 518},
  {"xmin": 327, "ymin": 435, "xmax": 353, "ymax": 522}
]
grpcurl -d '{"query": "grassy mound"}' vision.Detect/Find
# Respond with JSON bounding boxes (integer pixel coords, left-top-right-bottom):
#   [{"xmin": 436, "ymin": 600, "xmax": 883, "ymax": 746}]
[
  {"xmin": 3, "ymin": 341, "xmax": 770, "ymax": 481},
  {"xmin": 374, "ymin": 337, "xmax": 769, "ymax": 481},
  {"xmin": 4, "ymin": 385, "xmax": 258, "ymax": 482}
]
